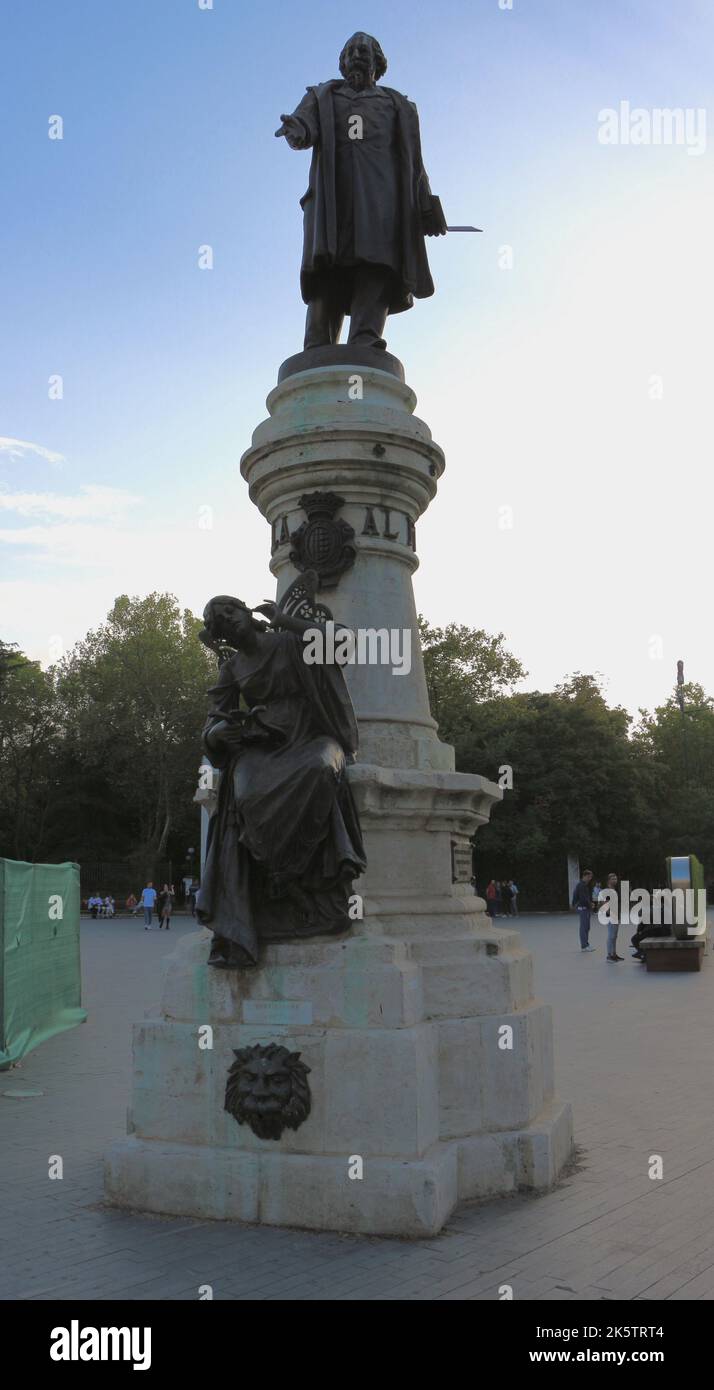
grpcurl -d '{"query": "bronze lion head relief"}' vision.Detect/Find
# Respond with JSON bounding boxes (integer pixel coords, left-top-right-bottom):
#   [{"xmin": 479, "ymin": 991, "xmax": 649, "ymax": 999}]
[{"xmin": 225, "ymin": 1042, "xmax": 311, "ymax": 1141}]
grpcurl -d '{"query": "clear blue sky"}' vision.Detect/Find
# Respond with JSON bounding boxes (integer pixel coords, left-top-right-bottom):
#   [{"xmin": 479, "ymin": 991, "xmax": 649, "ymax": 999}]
[{"xmin": 1, "ymin": 0, "xmax": 712, "ymax": 713}]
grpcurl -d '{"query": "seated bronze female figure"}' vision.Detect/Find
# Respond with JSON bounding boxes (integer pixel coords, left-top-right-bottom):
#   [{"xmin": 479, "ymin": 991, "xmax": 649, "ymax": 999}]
[{"xmin": 197, "ymin": 592, "xmax": 366, "ymax": 968}]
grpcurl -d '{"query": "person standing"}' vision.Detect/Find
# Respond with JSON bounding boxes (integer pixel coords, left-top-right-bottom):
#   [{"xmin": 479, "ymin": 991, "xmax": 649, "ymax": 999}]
[
  {"xmin": 126, "ymin": 892, "xmax": 138, "ymax": 917},
  {"xmin": 158, "ymin": 883, "xmax": 174, "ymax": 930},
  {"xmin": 494, "ymin": 880, "xmax": 503, "ymax": 917},
  {"xmin": 510, "ymin": 880, "xmax": 519, "ymax": 916},
  {"xmin": 572, "ymin": 869, "xmax": 595, "ymax": 951},
  {"xmin": 140, "ymin": 881, "xmax": 157, "ymax": 930},
  {"xmin": 501, "ymin": 880, "xmax": 513, "ymax": 917},
  {"xmin": 485, "ymin": 880, "xmax": 497, "ymax": 918},
  {"xmin": 599, "ymin": 872, "xmax": 624, "ymax": 962}
]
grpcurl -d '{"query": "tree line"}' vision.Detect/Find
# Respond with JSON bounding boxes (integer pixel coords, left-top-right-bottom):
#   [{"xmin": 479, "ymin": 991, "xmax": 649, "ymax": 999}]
[
  {"xmin": 0, "ymin": 594, "xmax": 213, "ymax": 884},
  {"xmin": 420, "ymin": 618, "xmax": 714, "ymax": 907},
  {"xmin": 1, "ymin": 597, "xmax": 711, "ymax": 910}
]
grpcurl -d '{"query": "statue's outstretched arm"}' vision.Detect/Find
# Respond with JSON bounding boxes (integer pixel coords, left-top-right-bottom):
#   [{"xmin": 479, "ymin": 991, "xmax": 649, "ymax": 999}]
[{"xmin": 274, "ymin": 89, "xmax": 319, "ymax": 149}]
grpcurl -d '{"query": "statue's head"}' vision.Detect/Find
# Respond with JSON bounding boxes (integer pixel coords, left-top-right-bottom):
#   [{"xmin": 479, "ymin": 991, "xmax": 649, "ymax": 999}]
[
  {"xmin": 200, "ymin": 595, "xmax": 265, "ymax": 653},
  {"xmin": 225, "ymin": 1043, "xmax": 312, "ymax": 1141},
  {"xmin": 339, "ymin": 32, "xmax": 387, "ymax": 88}
]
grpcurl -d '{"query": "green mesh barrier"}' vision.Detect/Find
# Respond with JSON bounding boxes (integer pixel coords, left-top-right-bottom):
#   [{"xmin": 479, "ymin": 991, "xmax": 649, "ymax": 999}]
[{"xmin": 0, "ymin": 859, "xmax": 87, "ymax": 1069}]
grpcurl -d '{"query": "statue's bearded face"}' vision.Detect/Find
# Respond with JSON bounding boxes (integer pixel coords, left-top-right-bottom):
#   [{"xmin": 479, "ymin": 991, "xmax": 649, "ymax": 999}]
[{"xmin": 342, "ymin": 34, "xmax": 377, "ymax": 89}]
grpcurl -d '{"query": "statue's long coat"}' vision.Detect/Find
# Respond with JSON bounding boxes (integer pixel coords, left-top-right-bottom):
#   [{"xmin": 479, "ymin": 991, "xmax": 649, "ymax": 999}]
[{"xmin": 288, "ymin": 80, "xmax": 437, "ymax": 313}]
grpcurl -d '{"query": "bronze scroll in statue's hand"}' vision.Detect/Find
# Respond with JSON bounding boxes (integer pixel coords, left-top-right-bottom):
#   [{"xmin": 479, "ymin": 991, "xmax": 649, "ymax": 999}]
[{"xmin": 207, "ymin": 708, "xmax": 269, "ymax": 756}]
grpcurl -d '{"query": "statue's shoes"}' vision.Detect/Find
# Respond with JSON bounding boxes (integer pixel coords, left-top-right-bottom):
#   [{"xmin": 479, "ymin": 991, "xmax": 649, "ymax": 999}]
[{"xmin": 208, "ymin": 941, "xmax": 257, "ymax": 969}]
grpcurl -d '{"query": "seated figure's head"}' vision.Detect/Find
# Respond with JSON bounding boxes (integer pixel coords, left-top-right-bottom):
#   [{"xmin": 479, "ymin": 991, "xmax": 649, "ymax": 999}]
[{"xmin": 200, "ymin": 595, "xmax": 265, "ymax": 651}]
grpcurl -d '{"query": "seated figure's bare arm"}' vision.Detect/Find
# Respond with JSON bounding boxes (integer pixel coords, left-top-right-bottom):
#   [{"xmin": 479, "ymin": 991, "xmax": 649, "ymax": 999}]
[{"xmin": 255, "ymin": 601, "xmax": 350, "ymax": 642}]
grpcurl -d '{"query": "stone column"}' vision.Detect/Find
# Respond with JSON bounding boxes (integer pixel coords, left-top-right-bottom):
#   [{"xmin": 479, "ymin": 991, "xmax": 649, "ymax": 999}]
[
  {"xmin": 105, "ymin": 348, "xmax": 572, "ymax": 1236},
  {"xmin": 242, "ymin": 352, "xmax": 450, "ymax": 772}
]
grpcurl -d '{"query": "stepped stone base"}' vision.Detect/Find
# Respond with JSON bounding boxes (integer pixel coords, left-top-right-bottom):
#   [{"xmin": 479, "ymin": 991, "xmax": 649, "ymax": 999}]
[
  {"xmin": 106, "ymin": 1100, "xmax": 572, "ymax": 1238},
  {"xmin": 104, "ymin": 923, "xmax": 573, "ymax": 1237}
]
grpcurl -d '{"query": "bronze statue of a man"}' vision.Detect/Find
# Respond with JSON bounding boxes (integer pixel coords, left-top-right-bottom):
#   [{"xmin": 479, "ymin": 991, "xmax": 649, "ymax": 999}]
[{"xmin": 275, "ymin": 31, "xmax": 446, "ymax": 352}]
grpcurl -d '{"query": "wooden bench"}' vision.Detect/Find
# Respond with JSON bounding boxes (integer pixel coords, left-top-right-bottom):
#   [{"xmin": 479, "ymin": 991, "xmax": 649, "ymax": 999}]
[{"xmin": 639, "ymin": 936, "xmax": 705, "ymax": 972}]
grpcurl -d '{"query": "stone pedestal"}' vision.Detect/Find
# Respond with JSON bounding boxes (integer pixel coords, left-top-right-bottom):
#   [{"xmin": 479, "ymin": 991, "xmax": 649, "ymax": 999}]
[{"xmin": 105, "ymin": 348, "xmax": 572, "ymax": 1235}]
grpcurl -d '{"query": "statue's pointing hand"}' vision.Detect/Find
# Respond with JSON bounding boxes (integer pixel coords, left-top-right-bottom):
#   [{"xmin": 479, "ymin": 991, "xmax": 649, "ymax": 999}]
[{"xmin": 275, "ymin": 114, "xmax": 307, "ymax": 149}]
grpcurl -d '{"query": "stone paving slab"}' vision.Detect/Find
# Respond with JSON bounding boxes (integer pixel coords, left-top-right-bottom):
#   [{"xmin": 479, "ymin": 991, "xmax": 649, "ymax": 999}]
[{"xmin": 2, "ymin": 912, "xmax": 713, "ymax": 1300}]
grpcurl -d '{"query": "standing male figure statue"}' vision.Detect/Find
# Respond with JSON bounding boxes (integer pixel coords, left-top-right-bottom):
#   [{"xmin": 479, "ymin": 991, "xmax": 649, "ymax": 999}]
[{"xmin": 275, "ymin": 31, "xmax": 447, "ymax": 352}]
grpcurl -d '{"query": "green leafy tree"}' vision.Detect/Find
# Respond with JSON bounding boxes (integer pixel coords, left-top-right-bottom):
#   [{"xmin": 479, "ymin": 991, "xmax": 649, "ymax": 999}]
[
  {"xmin": 0, "ymin": 645, "xmax": 60, "ymax": 860},
  {"xmin": 419, "ymin": 617, "xmax": 526, "ymax": 740},
  {"xmin": 0, "ymin": 639, "xmax": 30, "ymax": 697},
  {"xmin": 54, "ymin": 593, "xmax": 213, "ymax": 868},
  {"xmin": 463, "ymin": 676, "xmax": 660, "ymax": 905},
  {"xmin": 419, "ymin": 626, "xmax": 663, "ymax": 907},
  {"xmin": 633, "ymin": 682, "xmax": 714, "ymax": 870}
]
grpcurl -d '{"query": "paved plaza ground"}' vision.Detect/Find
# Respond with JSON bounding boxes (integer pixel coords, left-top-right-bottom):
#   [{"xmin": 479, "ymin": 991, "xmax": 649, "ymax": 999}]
[{"xmin": 2, "ymin": 911, "xmax": 714, "ymax": 1302}]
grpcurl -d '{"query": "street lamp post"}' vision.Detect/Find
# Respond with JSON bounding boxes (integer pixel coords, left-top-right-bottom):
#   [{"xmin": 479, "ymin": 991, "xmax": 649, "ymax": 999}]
[{"xmin": 677, "ymin": 659, "xmax": 689, "ymax": 787}]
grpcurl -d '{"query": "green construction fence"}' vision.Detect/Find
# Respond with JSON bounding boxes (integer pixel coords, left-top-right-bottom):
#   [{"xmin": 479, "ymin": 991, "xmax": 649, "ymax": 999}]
[{"xmin": 0, "ymin": 858, "xmax": 87, "ymax": 1069}]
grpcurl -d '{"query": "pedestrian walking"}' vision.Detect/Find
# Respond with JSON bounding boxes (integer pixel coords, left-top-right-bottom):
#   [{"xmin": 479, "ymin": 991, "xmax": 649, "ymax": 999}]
[
  {"xmin": 140, "ymin": 881, "xmax": 158, "ymax": 929},
  {"xmin": 572, "ymin": 869, "xmax": 595, "ymax": 951},
  {"xmin": 88, "ymin": 893, "xmax": 102, "ymax": 919},
  {"xmin": 126, "ymin": 892, "xmax": 138, "ymax": 917}
]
